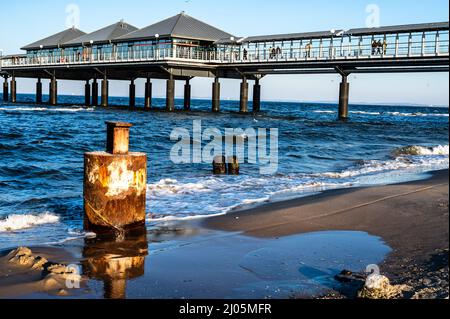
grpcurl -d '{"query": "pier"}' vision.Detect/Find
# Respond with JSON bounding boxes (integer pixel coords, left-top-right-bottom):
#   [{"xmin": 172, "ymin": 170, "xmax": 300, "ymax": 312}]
[{"xmin": 1, "ymin": 13, "xmax": 448, "ymax": 119}]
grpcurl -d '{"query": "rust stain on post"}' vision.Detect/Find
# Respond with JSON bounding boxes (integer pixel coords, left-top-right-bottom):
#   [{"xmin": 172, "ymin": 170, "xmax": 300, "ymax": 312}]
[{"xmin": 84, "ymin": 122, "xmax": 147, "ymax": 236}]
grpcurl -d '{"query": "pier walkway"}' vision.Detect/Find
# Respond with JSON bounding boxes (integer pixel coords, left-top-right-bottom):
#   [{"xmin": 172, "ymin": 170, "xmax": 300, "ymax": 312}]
[{"xmin": 1, "ymin": 13, "xmax": 448, "ymax": 119}]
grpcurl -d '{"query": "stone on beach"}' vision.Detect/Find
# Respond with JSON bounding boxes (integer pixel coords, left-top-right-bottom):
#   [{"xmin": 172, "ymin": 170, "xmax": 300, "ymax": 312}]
[{"xmin": 358, "ymin": 274, "xmax": 411, "ymax": 299}]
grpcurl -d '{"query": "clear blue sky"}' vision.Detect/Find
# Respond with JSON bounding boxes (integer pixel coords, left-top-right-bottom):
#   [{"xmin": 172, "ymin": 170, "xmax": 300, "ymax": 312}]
[{"xmin": 1, "ymin": 0, "xmax": 449, "ymax": 106}]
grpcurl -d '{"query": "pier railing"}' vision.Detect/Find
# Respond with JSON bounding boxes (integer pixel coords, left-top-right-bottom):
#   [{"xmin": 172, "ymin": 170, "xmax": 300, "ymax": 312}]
[{"xmin": 1, "ymin": 30, "xmax": 448, "ymax": 68}]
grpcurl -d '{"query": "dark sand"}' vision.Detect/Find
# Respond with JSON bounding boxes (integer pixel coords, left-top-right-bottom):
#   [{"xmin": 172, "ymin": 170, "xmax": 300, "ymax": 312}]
[{"xmin": 206, "ymin": 170, "xmax": 449, "ymax": 298}]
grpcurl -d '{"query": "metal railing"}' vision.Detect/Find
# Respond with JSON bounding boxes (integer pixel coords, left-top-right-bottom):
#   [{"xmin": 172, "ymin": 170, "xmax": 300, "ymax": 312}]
[{"xmin": 1, "ymin": 33, "xmax": 448, "ymax": 68}]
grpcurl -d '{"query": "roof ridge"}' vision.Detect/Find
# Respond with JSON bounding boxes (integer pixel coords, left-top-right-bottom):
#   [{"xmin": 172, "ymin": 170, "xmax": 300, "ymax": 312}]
[{"xmin": 170, "ymin": 13, "xmax": 184, "ymax": 35}]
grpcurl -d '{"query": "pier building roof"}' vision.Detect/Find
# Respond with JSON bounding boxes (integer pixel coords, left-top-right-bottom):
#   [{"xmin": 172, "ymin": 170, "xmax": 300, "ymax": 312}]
[
  {"xmin": 63, "ymin": 21, "xmax": 138, "ymax": 47},
  {"xmin": 22, "ymin": 27, "xmax": 86, "ymax": 50},
  {"xmin": 219, "ymin": 22, "xmax": 449, "ymax": 44},
  {"xmin": 115, "ymin": 12, "xmax": 234, "ymax": 43}
]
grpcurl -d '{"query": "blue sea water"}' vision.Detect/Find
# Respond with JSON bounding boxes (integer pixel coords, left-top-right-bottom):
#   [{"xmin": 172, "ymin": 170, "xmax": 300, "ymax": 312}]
[{"xmin": 0, "ymin": 94, "xmax": 448, "ymax": 250}]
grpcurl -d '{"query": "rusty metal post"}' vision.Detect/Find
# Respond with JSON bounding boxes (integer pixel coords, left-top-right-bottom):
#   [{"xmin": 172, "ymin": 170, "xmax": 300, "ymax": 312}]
[
  {"xmin": 338, "ymin": 75, "xmax": 349, "ymax": 120},
  {"xmin": 184, "ymin": 79, "xmax": 191, "ymax": 111},
  {"xmin": 49, "ymin": 76, "xmax": 57, "ymax": 105},
  {"xmin": 144, "ymin": 78, "xmax": 152, "ymax": 109},
  {"xmin": 36, "ymin": 78, "xmax": 42, "ymax": 104},
  {"xmin": 129, "ymin": 80, "xmax": 136, "ymax": 109},
  {"xmin": 253, "ymin": 78, "xmax": 261, "ymax": 113},
  {"xmin": 85, "ymin": 80, "xmax": 91, "ymax": 106},
  {"xmin": 227, "ymin": 156, "xmax": 240, "ymax": 175},
  {"xmin": 3, "ymin": 77, "xmax": 8, "ymax": 102},
  {"xmin": 84, "ymin": 122, "xmax": 147, "ymax": 237},
  {"xmin": 240, "ymin": 78, "xmax": 249, "ymax": 113},
  {"xmin": 10, "ymin": 76, "xmax": 16, "ymax": 103},
  {"xmin": 166, "ymin": 76, "xmax": 175, "ymax": 112},
  {"xmin": 212, "ymin": 77, "xmax": 220, "ymax": 113},
  {"xmin": 101, "ymin": 76, "xmax": 108, "ymax": 107},
  {"xmin": 92, "ymin": 78, "xmax": 98, "ymax": 106},
  {"xmin": 213, "ymin": 155, "xmax": 227, "ymax": 174}
]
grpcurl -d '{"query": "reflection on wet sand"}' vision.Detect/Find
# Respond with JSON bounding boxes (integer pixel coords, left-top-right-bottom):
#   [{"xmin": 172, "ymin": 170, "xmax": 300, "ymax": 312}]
[{"xmin": 82, "ymin": 229, "xmax": 148, "ymax": 299}]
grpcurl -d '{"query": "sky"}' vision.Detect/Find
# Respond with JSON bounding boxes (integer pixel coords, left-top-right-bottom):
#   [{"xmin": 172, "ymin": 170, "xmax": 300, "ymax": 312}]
[{"xmin": 0, "ymin": 0, "xmax": 449, "ymax": 106}]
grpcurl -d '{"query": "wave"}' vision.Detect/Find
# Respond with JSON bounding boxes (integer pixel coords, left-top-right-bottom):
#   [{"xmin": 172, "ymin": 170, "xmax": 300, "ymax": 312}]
[
  {"xmin": 145, "ymin": 144, "xmax": 448, "ymax": 220},
  {"xmin": 148, "ymin": 178, "xmax": 211, "ymax": 196},
  {"xmin": 393, "ymin": 145, "xmax": 449, "ymax": 156},
  {"xmin": 0, "ymin": 212, "xmax": 60, "ymax": 232},
  {"xmin": 0, "ymin": 107, "xmax": 94, "ymax": 113},
  {"xmin": 313, "ymin": 110, "xmax": 449, "ymax": 117}
]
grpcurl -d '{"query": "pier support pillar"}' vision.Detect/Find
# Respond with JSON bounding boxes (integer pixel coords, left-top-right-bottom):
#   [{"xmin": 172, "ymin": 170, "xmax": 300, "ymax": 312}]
[
  {"xmin": 3, "ymin": 77, "xmax": 8, "ymax": 102},
  {"xmin": 166, "ymin": 76, "xmax": 175, "ymax": 112},
  {"xmin": 101, "ymin": 77, "xmax": 109, "ymax": 107},
  {"xmin": 84, "ymin": 80, "xmax": 91, "ymax": 106},
  {"xmin": 184, "ymin": 79, "xmax": 191, "ymax": 111},
  {"xmin": 36, "ymin": 78, "xmax": 42, "ymax": 104},
  {"xmin": 129, "ymin": 80, "xmax": 136, "ymax": 109},
  {"xmin": 212, "ymin": 78, "xmax": 220, "ymax": 113},
  {"xmin": 10, "ymin": 77, "xmax": 17, "ymax": 103},
  {"xmin": 239, "ymin": 78, "xmax": 249, "ymax": 113},
  {"xmin": 338, "ymin": 75, "xmax": 349, "ymax": 120},
  {"xmin": 84, "ymin": 122, "xmax": 147, "ymax": 237},
  {"xmin": 144, "ymin": 78, "xmax": 152, "ymax": 109},
  {"xmin": 92, "ymin": 79, "xmax": 98, "ymax": 106},
  {"xmin": 49, "ymin": 77, "xmax": 57, "ymax": 105},
  {"xmin": 253, "ymin": 79, "xmax": 261, "ymax": 113}
]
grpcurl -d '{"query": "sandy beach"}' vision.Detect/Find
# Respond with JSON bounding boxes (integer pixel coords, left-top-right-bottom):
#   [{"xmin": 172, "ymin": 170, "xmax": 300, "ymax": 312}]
[
  {"xmin": 206, "ymin": 170, "xmax": 449, "ymax": 298},
  {"xmin": 0, "ymin": 170, "xmax": 447, "ymax": 299}
]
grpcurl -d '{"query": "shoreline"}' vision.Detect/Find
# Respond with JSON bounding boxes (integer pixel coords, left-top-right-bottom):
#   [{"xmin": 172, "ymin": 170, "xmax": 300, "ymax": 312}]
[
  {"xmin": 0, "ymin": 170, "xmax": 447, "ymax": 299},
  {"xmin": 205, "ymin": 169, "xmax": 449, "ymax": 298}
]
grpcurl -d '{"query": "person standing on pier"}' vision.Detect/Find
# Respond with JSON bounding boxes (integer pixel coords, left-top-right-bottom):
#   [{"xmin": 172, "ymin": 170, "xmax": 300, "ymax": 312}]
[
  {"xmin": 383, "ymin": 39, "xmax": 388, "ymax": 55},
  {"xmin": 305, "ymin": 42, "xmax": 312, "ymax": 58},
  {"xmin": 372, "ymin": 40, "xmax": 377, "ymax": 55},
  {"xmin": 377, "ymin": 40, "xmax": 383, "ymax": 55}
]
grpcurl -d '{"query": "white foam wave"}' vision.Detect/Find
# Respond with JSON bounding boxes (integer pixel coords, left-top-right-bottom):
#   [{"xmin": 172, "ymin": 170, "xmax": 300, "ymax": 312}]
[
  {"xmin": 394, "ymin": 145, "xmax": 449, "ymax": 156},
  {"xmin": 148, "ymin": 178, "xmax": 211, "ymax": 196},
  {"xmin": 313, "ymin": 110, "xmax": 448, "ymax": 117},
  {"xmin": 0, "ymin": 107, "xmax": 94, "ymax": 112},
  {"xmin": 0, "ymin": 212, "xmax": 60, "ymax": 232}
]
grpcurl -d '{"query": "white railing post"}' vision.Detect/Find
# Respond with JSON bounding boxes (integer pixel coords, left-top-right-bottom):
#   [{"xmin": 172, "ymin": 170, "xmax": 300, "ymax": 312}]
[
  {"xmin": 421, "ymin": 32, "xmax": 426, "ymax": 56},
  {"xmin": 435, "ymin": 31, "xmax": 440, "ymax": 55},
  {"xmin": 395, "ymin": 34, "xmax": 399, "ymax": 57},
  {"xmin": 408, "ymin": 33, "xmax": 413, "ymax": 56}
]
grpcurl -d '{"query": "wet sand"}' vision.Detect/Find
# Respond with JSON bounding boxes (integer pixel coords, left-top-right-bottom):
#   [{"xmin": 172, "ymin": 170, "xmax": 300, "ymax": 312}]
[
  {"xmin": 206, "ymin": 170, "xmax": 449, "ymax": 298},
  {"xmin": 0, "ymin": 170, "xmax": 447, "ymax": 299}
]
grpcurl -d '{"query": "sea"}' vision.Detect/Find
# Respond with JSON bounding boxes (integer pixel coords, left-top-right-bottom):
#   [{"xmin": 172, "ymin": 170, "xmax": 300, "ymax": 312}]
[{"xmin": 0, "ymin": 94, "xmax": 448, "ymax": 251}]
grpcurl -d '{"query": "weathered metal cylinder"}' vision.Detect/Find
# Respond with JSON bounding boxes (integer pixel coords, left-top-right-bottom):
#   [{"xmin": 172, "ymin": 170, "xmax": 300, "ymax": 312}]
[
  {"xmin": 10, "ymin": 78, "xmax": 17, "ymax": 103},
  {"xmin": 253, "ymin": 80, "xmax": 261, "ymax": 113},
  {"xmin": 213, "ymin": 155, "xmax": 227, "ymax": 174},
  {"xmin": 338, "ymin": 77, "xmax": 350, "ymax": 120},
  {"xmin": 92, "ymin": 79, "xmax": 99, "ymax": 106},
  {"xmin": 144, "ymin": 79, "xmax": 152, "ymax": 109},
  {"xmin": 129, "ymin": 80, "xmax": 136, "ymax": 108},
  {"xmin": 84, "ymin": 122, "xmax": 147, "ymax": 236},
  {"xmin": 184, "ymin": 80, "xmax": 191, "ymax": 111},
  {"xmin": 240, "ymin": 79, "xmax": 249, "ymax": 113},
  {"xmin": 84, "ymin": 81, "xmax": 90, "ymax": 106},
  {"xmin": 101, "ymin": 78, "xmax": 109, "ymax": 107},
  {"xmin": 212, "ymin": 78, "xmax": 220, "ymax": 113},
  {"xmin": 166, "ymin": 79, "xmax": 175, "ymax": 112},
  {"xmin": 3, "ymin": 79, "xmax": 8, "ymax": 102},
  {"xmin": 49, "ymin": 77, "xmax": 57, "ymax": 105},
  {"xmin": 36, "ymin": 79, "xmax": 42, "ymax": 104},
  {"xmin": 227, "ymin": 155, "xmax": 240, "ymax": 175}
]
